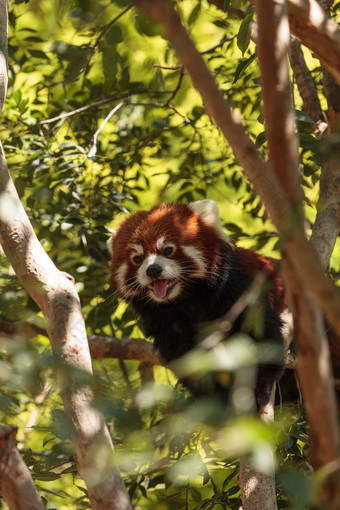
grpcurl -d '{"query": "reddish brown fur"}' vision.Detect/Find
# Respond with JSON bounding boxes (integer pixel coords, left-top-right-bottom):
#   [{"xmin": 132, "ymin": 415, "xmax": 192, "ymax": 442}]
[
  {"xmin": 234, "ymin": 248, "xmax": 286, "ymax": 314},
  {"xmin": 110, "ymin": 203, "xmax": 225, "ymax": 289}
]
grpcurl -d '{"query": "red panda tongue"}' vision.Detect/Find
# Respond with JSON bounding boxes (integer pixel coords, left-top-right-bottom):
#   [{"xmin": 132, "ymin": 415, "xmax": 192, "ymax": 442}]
[{"xmin": 153, "ymin": 279, "xmax": 168, "ymax": 299}]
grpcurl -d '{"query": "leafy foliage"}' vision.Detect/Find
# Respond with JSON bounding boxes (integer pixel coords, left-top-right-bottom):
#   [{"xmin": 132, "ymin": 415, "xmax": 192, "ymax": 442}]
[{"xmin": 1, "ymin": 0, "xmax": 339, "ymax": 508}]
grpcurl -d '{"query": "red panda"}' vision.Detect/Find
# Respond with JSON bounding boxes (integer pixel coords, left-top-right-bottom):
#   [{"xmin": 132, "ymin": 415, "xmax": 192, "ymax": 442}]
[{"xmin": 108, "ymin": 200, "xmax": 285, "ymax": 409}]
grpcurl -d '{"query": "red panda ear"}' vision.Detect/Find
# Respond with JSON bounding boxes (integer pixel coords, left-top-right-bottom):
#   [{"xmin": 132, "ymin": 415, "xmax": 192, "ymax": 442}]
[
  {"xmin": 106, "ymin": 231, "xmax": 117, "ymax": 256},
  {"xmin": 189, "ymin": 200, "xmax": 229, "ymax": 242}
]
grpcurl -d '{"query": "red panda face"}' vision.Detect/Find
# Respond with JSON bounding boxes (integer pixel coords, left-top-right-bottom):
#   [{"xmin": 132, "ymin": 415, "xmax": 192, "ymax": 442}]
[{"xmin": 108, "ymin": 201, "xmax": 228, "ymax": 303}]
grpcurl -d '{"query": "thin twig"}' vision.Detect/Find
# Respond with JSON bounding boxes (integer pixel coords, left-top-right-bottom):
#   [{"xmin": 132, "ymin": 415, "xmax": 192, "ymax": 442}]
[
  {"xmin": 88, "ymin": 102, "xmax": 123, "ymax": 157},
  {"xmin": 39, "ymin": 89, "xmax": 176, "ymax": 125},
  {"xmin": 83, "ymin": 5, "xmax": 133, "ymax": 78}
]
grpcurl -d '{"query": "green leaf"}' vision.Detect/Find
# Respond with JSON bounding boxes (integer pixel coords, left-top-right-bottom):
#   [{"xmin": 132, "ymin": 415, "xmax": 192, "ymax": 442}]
[
  {"xmin": 255, "ymin": 131, "xmax": 266, "ymax": 148},
  {"xmin": 295, "ymin": 110, "xmax": 314, "ymax": 123},
  {"xmin": 233, "ymin": 53, "xmax": 256, "ymax": 83},
  {"xmin": 237, "ymin": 12, "xmax": 253, "ymax": 55},
  {"xmin": 13, "ymin": 89, "xmax": 22, "ymax": 105},
  {"xmin": 298, "ymin": 133, "xmax": 316, "ymax": 149},
  {"xmin": 223, "ymin": 0, "xmax": 231, "ymax": 11},
  {"xmin": 135, "ymin": 14, "xmax": 162, "ymax": 37},
  {"xmin": 188, "ymin": 4, "xmax": 201, "ymax": 25},
  {"xmin": 105, "ymin": 25, "xmax": 123, "ymax": 45}
]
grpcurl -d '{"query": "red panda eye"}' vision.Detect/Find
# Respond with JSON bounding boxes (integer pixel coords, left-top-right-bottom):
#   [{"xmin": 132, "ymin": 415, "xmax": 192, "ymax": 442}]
[
  {"xmin": 163, "ymin": 246, "xmax": 174, "ymax": 256},
  {"xmin": 132, "ymin": 255, "xmax": 143, "ymax": 265}
]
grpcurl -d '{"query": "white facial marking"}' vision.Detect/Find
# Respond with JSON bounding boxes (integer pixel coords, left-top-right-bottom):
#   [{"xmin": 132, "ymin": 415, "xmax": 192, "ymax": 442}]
[
  {"xmin": 156, "ymin": 236, "xmax": 166, "ymax": 250},
  {"xmin": 114, "ymin": 263, "xmax": 130, "ymax": 295},
  {"xmin": 182, "ymin": 245, "xmax": 206, "ymax": 277},
  {"xmin": 129, "ymin": 244, "xmax": 144, "ymax": 256},
  {"xmin": 106, "ymin": 235, "xmax": 115, "ymax": 255}
]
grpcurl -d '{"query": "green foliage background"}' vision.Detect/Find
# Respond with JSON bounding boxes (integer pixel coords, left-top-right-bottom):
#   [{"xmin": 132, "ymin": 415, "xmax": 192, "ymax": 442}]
[{"xmin": 0, "ymin": 0, "xmax": 339, "ymax": 508}]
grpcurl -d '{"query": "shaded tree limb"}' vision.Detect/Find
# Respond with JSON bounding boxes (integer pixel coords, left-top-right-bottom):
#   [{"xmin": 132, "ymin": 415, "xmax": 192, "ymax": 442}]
[
  {"xmin": 246, "ymin": 1, "xmax": 294, "ymax": 508},
  {"xmin": 287, "ymin": 0, "xmax": 340, "ymax": 271},
  {"xmin": 133, "ymin": 0, "xmax": 340, "ymax": 337},
  {"xmin": 0, "ymin": 424, "xmax": 45, "ymax": 510},
  {"xmin": 0, "ymin": 3, "xmax": 131, "ymax": 508},
  {"xmin": 256, "ymin": 0, "xmax": 301, "ymax": 206},
  {"xmin": 308, "ymin": 0, "xmax": 340, "ymax": 270},
  {"xmin": 283, "ymin": 262, "xmax": 340, "ymax": 506},
  {"xmin": 310, "ymin": 154, "xmax": 340, "ymax": 270},
  {"xmin": 89, "ymin": 334, "xmax": 162, "ymax": 364},
  {"xmin": 289, "ymin": 38, "xmax": 326, "ymax": 128},
  {"xmin": 310, "ymin": 0, "xmax": 340, "ymax": 269}
]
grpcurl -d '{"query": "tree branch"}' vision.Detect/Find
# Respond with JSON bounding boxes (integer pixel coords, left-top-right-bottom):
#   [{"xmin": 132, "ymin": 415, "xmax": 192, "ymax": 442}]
[
  {"xmin": 0, "ymin": 425, "xmax": 45, "ymax": 510},
  {"xmin": 310, "ymin": 19, "xmax": 340, "ymax": 269},
  {"xmin": 38, "ymin": 89, "xmax": 177, "ymax": 126},
  {"xmin": 88, "ymin": 334, "xmax": 162, "ymax": 364},
  {"xmin": 289, "ymin": 38, "xmax": 326, "ymax": 127}
]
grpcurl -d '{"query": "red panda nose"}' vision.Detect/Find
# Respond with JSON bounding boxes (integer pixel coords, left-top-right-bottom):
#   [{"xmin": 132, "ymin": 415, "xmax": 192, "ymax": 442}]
[{"xmin": 146, "ymin": 263, "xmax": 163, "ymax": 279}]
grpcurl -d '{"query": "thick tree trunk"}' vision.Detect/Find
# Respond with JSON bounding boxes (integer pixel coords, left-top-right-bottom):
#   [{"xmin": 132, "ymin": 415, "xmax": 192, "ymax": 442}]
[{"xmin": 0, "ymin": 2, "xmax": 131, "ymax": 509}]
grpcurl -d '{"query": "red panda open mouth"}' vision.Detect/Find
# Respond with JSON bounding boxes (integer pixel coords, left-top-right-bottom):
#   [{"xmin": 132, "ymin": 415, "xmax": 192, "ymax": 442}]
[{"xmin": 147, "ymin": 279, "xmax": 178, "ymax": 299}]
